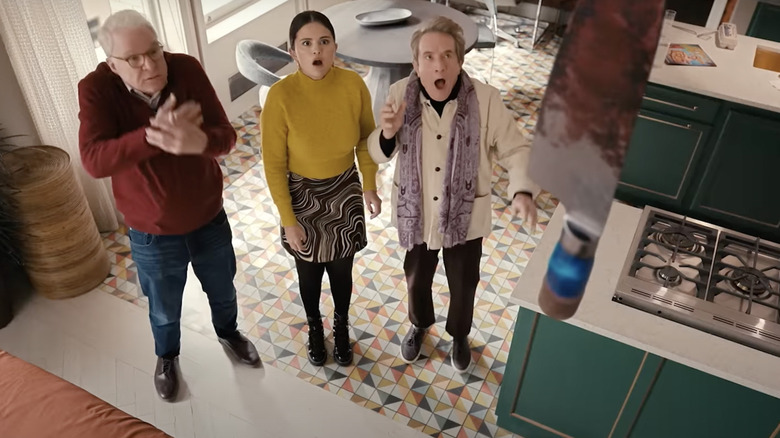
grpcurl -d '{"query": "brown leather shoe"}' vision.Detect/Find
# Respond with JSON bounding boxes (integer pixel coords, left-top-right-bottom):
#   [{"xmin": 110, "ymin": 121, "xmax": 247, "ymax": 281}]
[
  {"xmin": 219, "ymin": 332, "xmax": 261, "ymax": 367},
  {"xmin": 154, "ymin": 356, "xmax": 179, "ymax": 401}
]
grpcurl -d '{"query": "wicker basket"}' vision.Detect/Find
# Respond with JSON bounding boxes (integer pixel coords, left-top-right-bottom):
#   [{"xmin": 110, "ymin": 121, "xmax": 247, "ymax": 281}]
[{"xmin": 3, "ymin": 146, "xmax": 109, "ymax": 299}]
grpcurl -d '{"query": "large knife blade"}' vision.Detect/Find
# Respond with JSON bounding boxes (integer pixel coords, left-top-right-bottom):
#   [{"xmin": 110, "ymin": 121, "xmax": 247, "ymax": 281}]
[{"xmin": 529, "ymin": 0, "xmax": 665, "ymax": 320}]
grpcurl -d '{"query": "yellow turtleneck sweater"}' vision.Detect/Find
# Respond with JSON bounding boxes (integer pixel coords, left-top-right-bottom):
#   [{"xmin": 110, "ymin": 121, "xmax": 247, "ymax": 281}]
[{"xmin": 261, "ymin": 67, "xmax": 378, "ymax": 226}]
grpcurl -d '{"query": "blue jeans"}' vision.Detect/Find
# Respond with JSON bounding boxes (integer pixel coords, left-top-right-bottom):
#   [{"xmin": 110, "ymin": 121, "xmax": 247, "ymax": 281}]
[{"xmin": 128, "ymin": 209, "xmax": 238, "ymax": 358}]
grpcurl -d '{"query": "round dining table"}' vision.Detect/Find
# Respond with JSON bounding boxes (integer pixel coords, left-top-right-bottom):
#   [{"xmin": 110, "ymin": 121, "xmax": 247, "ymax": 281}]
[{"xmin": 322, "ymin": 0, "xmax": 478, "ymax": 123}]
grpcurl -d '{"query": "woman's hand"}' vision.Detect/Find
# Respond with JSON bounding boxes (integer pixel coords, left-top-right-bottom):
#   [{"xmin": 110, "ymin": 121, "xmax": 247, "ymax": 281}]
[
  {"xmin": 284, "ymin": 223, "xmax": 306, "ymax": 252},
  {"xmin": 364, "ymin": 190, "xmax": 382, "ymax": 219}
]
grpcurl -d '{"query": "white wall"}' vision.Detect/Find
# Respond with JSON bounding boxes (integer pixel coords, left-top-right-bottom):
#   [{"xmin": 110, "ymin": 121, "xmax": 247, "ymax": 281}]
[
  {"xmin": 193, "ymin": 0, "xmax": 346, "ymax": 119},
  {"xmin": 0, "ymin": 38, "xmax": 40, "ymax": 146},
  {"xmin": 731, "ymin": 0, "xmax": 780, "ymax": 33},
  {"xmin": 82, "ymin": 0, "xmax": 112, "ymax": 27}
]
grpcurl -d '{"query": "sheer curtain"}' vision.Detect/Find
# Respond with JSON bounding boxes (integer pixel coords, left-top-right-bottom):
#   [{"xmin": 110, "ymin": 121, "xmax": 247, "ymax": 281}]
[{"xmin": 0, "ymin": 0, "xmax": 119, "ymax": 232}]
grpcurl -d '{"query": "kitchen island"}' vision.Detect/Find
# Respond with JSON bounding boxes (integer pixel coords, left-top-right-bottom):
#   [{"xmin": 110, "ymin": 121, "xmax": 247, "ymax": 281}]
[
  {"xmin": 497, "ymin": 202, "xmax": 780, "ymax": 437},
  {"xmin": 649, "ymin": 23, "xmax": 780, "ymax": 114},
  {"xmin": 496, "ymin": 25, "xmax": 780, "ymax": 438}
]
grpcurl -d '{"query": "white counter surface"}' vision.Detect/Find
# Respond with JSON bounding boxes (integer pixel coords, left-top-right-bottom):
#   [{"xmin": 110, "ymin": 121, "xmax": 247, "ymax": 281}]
[
  {"xmin": 510, "ymin": 202, "xmax": 780, "ymax": 399},
  {"xmin": 649, "ymin": 23, "xmax": 780, "ymax": 114}
]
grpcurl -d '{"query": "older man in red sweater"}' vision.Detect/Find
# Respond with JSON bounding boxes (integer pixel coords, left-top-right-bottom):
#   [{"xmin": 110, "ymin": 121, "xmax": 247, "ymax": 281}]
[{"xmin": 78, "ymin": 10, "xmax": 259, "ymax": 401}]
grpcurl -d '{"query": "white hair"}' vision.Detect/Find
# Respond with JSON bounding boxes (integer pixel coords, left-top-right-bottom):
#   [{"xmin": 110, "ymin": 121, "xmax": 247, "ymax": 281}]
[{"xmin": 98, "ymin": 10, "xmax": 157, "ymax": 57}]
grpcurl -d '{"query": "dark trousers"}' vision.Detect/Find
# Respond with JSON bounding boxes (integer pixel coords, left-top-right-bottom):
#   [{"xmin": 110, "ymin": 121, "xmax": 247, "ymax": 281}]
[
  {"xmin": 128, "ymin": 209, "xmax": 238, "ymax": 358},
  {"xmin": 295, "ymin": 256, "xmax": 354, "ymax": 320},
  {"xmin": 404, "ymin": 238, "xmax": 482, "ymax": 339}
]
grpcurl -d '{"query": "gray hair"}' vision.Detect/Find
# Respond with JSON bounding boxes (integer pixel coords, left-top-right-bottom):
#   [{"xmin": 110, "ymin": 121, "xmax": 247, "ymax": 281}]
[
  {"xmin": 98, "ymin": 10, "xmax": 157, "ymax": 57},
  {"xmin": 410, "ymin": 16, "xmax": 465, "ymax": 64}
]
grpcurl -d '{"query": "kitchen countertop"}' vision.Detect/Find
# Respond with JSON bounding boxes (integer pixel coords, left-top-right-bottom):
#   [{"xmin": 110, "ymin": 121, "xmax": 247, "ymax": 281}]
[
  {"xmin": 510, "ymin": 201, "xmax": 780, "ymax": 399},
  {"xmin": 649, "ymin": 23, "xmax": 780, "ymax": 114}
]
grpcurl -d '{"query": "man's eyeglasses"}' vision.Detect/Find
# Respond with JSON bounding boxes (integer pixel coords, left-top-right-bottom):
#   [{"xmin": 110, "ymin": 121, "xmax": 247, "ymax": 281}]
[{"xmin": 110, "ymin": 43, "xmax": 164, "ymax": 68}]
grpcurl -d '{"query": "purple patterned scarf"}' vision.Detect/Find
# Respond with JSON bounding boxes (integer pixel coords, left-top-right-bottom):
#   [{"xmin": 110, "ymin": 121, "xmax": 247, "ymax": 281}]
[{"xmin": 397, "ymin": 71, "xmax": 480, "ymax": 250}]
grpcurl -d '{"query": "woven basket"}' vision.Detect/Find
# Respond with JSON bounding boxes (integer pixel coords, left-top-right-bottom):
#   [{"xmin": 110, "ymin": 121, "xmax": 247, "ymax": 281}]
[{"xmin": 3, "ymin": 146, "xmax": 109, "ymax": 299}]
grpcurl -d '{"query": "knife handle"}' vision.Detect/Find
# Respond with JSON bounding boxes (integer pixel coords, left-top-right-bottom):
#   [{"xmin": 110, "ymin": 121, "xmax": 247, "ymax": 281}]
[{"xmin": 538, "ymin": 217, "xmax": 598, "ymax": 320}]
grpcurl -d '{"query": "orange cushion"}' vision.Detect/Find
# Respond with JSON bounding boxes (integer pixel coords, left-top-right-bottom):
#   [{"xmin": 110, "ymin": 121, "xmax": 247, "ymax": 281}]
[{"xmin": 0, "ymin": 350, "xmax": 169, "ymax": 438}]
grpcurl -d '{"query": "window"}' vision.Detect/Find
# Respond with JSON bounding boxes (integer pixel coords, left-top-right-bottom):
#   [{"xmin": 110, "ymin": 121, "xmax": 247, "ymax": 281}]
[
  {"xmin": 203, "ymin": 0, "xmax": 289, "ymax": 43},
  {"xmin": 202, "ymin": 0, "xmax": 257, "ymax": 26},
  {"xmin": 81, "ymin": 0, "xmax": 189, "ymax": 63}
]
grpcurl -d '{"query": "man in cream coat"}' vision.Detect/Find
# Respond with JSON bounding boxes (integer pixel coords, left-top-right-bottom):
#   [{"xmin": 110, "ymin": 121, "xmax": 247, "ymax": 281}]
[{"xmin": 368, "ymin": 16, "xmax": 539, "ymax": 373}]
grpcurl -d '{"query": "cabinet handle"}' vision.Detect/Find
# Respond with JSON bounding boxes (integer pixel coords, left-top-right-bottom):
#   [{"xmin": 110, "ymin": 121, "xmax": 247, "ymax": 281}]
[
  {"xmin": 643, "ymin": 96, "xmax": 699, "ymax": 112},
  {"xmin": 639, "ymin": 114, "xmax": 692, "ymax": 130}
]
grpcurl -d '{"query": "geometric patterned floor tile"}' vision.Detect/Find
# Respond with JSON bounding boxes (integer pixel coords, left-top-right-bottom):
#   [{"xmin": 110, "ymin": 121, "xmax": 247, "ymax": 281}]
[{"xmin": 97, "ymin": 16, "xmax": 560, "ymax": 438}]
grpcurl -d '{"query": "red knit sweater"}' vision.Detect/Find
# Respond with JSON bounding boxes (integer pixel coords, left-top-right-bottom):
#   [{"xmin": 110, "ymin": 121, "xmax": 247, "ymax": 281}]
[{"xmin": 78, "ymin": 53, "xmax": 236, "ymax": 235}]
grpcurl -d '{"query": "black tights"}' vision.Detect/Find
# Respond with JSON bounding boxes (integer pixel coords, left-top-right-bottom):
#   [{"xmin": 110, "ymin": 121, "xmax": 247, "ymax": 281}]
[{"xmin": 294, "ymin": 256, "xmax": 354, "ymax": 320}]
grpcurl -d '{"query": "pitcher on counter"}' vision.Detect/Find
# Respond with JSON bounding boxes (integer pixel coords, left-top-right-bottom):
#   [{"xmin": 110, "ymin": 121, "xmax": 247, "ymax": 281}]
[
  {"xmin": 77, "ymin": 10, "xmax": 260, "ymax": 402},
  {"xmin": 367, "ymin": 16, "xmax": 540, "ymax": 372}
]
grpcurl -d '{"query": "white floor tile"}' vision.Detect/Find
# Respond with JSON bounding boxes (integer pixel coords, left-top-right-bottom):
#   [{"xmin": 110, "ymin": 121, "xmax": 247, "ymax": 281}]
[
  {"xmin": 153, "ymin": 392, "xmax": 176, "ymax": 426},
  {"xmin": 191, "ymin": 398, "xmax": 215, "ymax": 438},
  {"xmin": 62, "ymin": 339, "xmax": 82, "ymax": 386},
  {"xmin": 158, "ymin": 422, "xmax": 177, "ymax": 437},
  {"xmin": 116, "ymin": 359, "xmax": 136, "ymax": 407},
  {"xmin": 133, "ymin": 366, "xmax": 156, "ymax": 417},
  {"xmin": 229, "ymin": 414, "xmax": 261, "ymax": 438},
  {"xmin": 173, "ymin": 401, "xmax": 196, "ymax": 438},
  {"xmin": 206, "ymin": 404, "xmax": 233, "ymax": 437}
]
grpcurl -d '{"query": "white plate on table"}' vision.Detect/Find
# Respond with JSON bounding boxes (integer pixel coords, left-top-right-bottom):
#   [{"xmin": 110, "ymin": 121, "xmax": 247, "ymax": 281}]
[{"xmin": 355, "ymin": 8, "xmax": 412, "ymax": 27}]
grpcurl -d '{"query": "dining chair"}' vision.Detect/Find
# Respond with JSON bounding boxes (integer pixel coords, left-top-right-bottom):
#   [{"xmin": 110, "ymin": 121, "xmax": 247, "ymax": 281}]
[
  {"xmin": 473, "ymin": 14, "xmax": 497, "ymax": 83},
  {"xmin": 478, "ymin": 0, "xmax": 521, "ymax": 48},
  {"xmin": 235, "ymin": 40, "xmax": 294, "ymax": 108}
]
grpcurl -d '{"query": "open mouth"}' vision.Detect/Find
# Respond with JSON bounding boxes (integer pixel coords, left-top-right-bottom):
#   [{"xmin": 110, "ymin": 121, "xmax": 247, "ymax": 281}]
[
  {"xmin": 312, "ymin": 60, "xmax": 323, "ymax": 66},
  {"xmin": 434, "ymin": 78, "xmax": 446, "ymax": 90}
]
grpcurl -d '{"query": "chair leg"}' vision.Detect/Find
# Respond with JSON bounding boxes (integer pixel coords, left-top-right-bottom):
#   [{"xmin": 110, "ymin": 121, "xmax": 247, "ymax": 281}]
[
  {"xmin": 497, "ymin": 28, "xmax": 518, "ymax": 47},
  {"xmin": 488, "ymin": 48, "xmax": 495, "ymax": 84},
  {"xmin": 531, "ymin": 0, "xmax": 543, "ymax": 48},
  {"xmin": 492, "ymin": 12, "xmax": 519, "ymax": 47}
]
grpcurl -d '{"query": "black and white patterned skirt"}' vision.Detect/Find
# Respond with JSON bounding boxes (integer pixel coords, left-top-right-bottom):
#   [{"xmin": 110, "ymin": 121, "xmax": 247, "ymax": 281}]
[{"xmin": 281, "ymin": 165, "xmax": 367, "ymax": 263}]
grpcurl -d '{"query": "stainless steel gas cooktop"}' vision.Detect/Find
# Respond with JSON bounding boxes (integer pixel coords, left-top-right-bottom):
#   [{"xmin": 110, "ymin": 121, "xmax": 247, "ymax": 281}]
[{"xmin": 614, "ymin": 206, "xmax": 780, "ymax": 357}]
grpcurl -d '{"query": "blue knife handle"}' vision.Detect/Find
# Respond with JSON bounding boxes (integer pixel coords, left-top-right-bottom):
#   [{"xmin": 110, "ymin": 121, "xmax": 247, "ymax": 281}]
[
  {"xmin": 546, "ymin": 241, "xmax": 595, "ymax": 299},
  {"xmin": 538, "ymin": 216, "xmax": 600, "ymax": 320}
]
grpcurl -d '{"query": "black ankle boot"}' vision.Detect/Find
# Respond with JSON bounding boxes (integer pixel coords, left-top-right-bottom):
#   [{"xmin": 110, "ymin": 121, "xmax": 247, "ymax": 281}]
[
  {"xmin": 333, "ymin": 312, "xmax": 353, "ymax": 366},
  {"xmin": 307, "ymin": 317, "xmax": 326, "ymax": 366}
]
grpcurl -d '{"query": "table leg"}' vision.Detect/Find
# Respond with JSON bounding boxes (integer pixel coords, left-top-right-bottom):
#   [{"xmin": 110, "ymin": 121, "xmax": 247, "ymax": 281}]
[{"xmin": 363, "ymin": 65, "xmax": 413, "ymax": 124}]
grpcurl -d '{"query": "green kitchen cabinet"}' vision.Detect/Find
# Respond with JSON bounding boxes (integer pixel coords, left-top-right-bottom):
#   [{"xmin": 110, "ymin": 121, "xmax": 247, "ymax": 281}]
[
  {"xmin": 613, "ymin": 83, "xmax": 780, "ymax": 243},
  {"xmin": 640, "ymin": 84, "xmax": 721, "ymax": 125},
  {"xmin": 689, "ymin": 109, "xmax": 780, "ymax": 239},
  {"xmin": 615, "ymin": 84, "xmax": 717, "ymax": 212},
  {"xmin": 496, "ymin": 308, "xmax": 662, "ymax": 438},
  {"xmin": 747, "ymin": 2, "xmax": 780, "ymax": 44},
  {"xmin": 616, "ymin": 109, "xmax": 710, "ymax": 210},
  {"xmin": 623, "ymin": 360, "xmax": 780, "ymax": 438},
  {"xmin": 497, "ymin": 308, "xmax": 780, "ymax": 438}
]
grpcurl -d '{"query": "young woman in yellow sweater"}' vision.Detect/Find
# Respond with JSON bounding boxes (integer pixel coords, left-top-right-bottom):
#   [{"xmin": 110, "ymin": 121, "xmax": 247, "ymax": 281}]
[{"xmin": 261, "ymin": 11, "xmax": 381, "ymax": 367}]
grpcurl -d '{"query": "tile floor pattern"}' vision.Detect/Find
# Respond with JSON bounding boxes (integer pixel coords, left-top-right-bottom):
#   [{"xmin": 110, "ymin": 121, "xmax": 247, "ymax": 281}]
[{"xmin": 98, "ymin": 19, "xmax": 561, "ymax": 438}]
